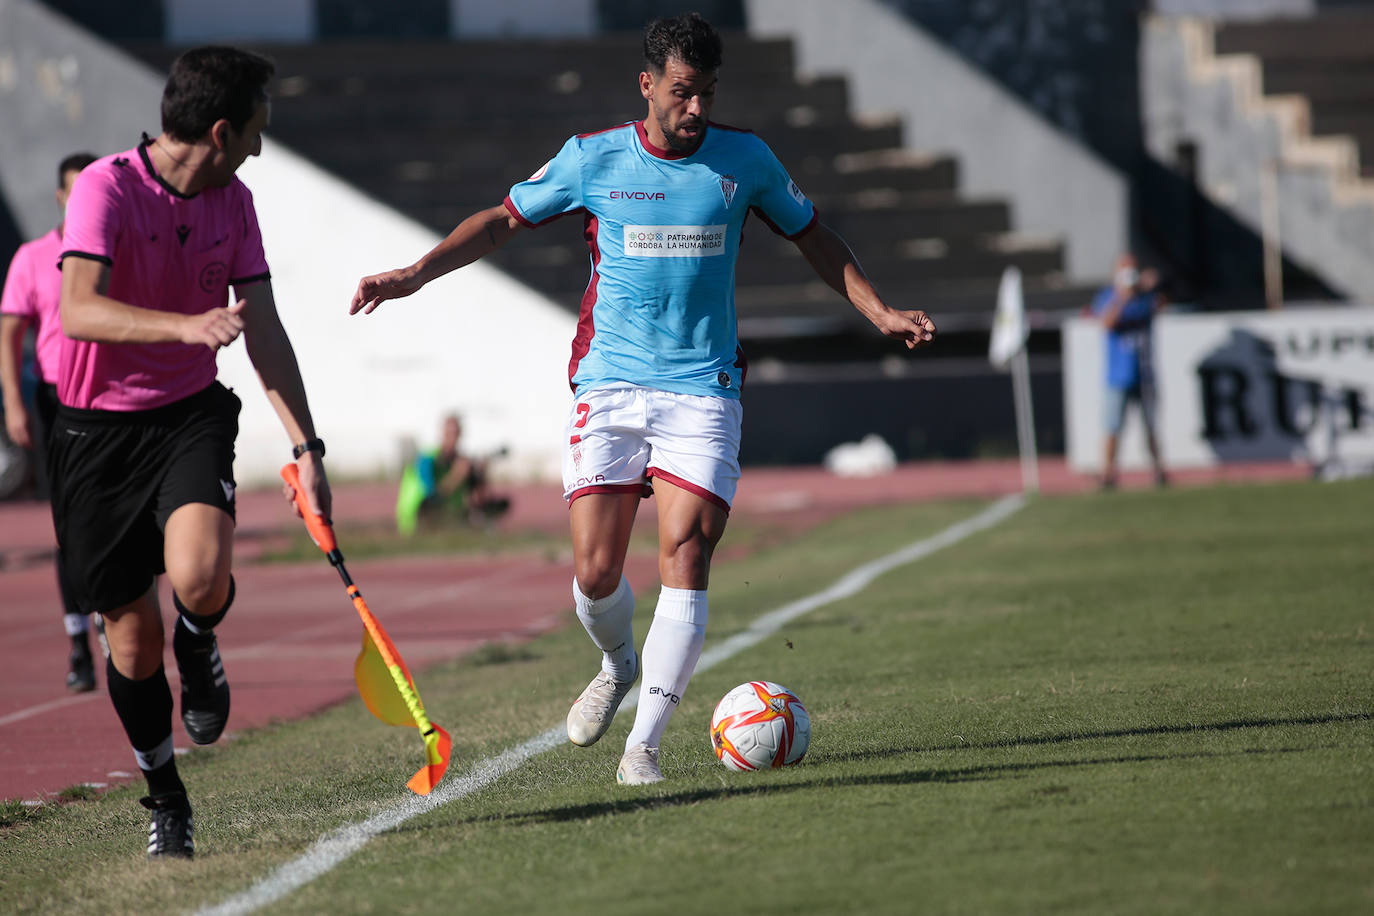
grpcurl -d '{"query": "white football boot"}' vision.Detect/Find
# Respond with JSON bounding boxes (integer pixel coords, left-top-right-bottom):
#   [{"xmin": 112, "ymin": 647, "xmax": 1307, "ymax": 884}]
[
  {"xmin": 616, "ymin": 743, "xmax": 664, "ymax": 785},
  {"xmin": 566, "ymin": 654, "xmax": 638, "ymax": 747}
]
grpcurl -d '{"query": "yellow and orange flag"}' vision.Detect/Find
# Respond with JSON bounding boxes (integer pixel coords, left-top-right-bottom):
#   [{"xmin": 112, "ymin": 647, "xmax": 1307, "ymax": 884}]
[{"xmin": 282, "ymin": 465, "xmax": 451, "ymax": 795}]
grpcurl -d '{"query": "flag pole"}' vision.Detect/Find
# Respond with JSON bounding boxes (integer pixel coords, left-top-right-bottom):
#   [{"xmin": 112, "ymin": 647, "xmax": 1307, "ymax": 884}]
[
  {"xmin": 990, "ymin": 266, "xmax": 1039, "ymax": 496},
  {"xmin": 1011, "ymin": 347, "xmax": 1040, "ymax": 494}
]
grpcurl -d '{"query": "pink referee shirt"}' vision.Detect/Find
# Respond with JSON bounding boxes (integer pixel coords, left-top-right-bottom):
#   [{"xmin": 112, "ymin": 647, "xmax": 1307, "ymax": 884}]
[
  {"xmin": 58, "ymin": 140, "xmax": 270, "ymax": 411},
  {"xmin": 0, "ymin": 227, "xmax": 65, "ymax": 385}
]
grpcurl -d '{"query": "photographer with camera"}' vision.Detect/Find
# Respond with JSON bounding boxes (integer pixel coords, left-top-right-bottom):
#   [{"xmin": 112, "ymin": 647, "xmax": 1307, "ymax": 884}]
[{"xmin": 1089, "ymin": 253, "xmax": 1168, "ymax": 490}]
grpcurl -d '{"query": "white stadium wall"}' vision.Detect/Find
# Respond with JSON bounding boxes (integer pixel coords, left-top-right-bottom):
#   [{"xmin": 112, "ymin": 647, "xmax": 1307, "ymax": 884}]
[
  {"xmin": 1064, "ymin": 308, "xmax": 1374, "ymax": 476},
  {"xmin": 0, "ymin": 0, "xmax": 578, "ymax": 486},
  {"xmin": 225, "ymin": 145, "xmax": 577, "ymax": 486}
]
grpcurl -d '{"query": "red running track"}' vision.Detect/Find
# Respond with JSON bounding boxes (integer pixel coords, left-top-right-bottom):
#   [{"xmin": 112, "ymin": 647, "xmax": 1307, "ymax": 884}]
[{"xmin": 0, "ymin": 458, "xmax": 1309, "ymax": 800}]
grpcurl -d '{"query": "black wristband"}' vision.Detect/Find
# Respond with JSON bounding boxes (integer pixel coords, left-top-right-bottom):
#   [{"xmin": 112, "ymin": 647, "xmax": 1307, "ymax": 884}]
[{"xmin": 292, "ymin": 438, "xmax": 326, "ymax": 459}]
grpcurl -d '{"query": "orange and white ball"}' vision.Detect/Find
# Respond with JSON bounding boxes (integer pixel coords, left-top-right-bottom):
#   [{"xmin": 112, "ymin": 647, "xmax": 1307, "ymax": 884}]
[{"xmin": 710, "ymin": 681, "xmax": 810, "ymax": 771}]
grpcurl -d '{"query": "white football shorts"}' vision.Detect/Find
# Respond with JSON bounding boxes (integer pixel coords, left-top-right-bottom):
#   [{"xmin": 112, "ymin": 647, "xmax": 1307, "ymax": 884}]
[{"xmin": 561, "ymin": 385, "xmax": 742, "ymax": 511}]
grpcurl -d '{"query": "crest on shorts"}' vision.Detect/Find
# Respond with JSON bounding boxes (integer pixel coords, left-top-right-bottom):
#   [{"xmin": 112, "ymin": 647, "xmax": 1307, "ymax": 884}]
[{"xmin": 719, "ymin": 174, "xmax": 737, "ymax": 208}]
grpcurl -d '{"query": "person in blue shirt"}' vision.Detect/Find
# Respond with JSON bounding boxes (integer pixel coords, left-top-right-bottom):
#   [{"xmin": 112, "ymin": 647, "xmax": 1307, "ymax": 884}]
[
  {"xmin": 1090, "ymin": 253, "xmax": 1167, "ymax": 489},
  {"xmin": 350, "ymin": 13, "xmax": 935, "ymax": 785}
]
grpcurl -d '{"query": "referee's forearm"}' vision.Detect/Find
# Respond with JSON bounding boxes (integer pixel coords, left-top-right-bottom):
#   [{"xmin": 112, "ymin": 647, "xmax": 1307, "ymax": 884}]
[
  {"xmin": 61, "ymin": 294, "xmax": 187, "ymax": 344},
  {"xmin": 247, "ymin": 334, "xmax": 317, "ymax": 445}
]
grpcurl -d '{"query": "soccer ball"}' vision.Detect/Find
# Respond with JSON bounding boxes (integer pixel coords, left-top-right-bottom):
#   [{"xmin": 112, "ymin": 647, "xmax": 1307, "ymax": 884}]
[{"xmin": 710, "ymin": 681, "xmax": 810, "ymax": 771}]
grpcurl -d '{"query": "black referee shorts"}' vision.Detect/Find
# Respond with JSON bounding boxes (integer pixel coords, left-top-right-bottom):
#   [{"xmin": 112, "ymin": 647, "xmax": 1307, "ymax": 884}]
[{"xmin": 48, "ymin": 382, "xmax": 240, "ymax": 615}]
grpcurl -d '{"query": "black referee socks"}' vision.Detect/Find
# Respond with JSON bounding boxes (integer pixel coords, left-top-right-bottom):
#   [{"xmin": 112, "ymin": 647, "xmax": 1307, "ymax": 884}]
[
  {"xmin": 173, "ymin": 575, "xmax": 235, "ymax": 634},
  {"xmin": 106, "ymin": 659, "xmax": 185, "ymax": 798}
]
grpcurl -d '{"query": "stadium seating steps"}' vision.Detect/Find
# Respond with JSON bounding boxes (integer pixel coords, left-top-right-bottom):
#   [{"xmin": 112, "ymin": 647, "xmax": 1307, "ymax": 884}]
[
  {"xmin": 130, "ymin": 35, "xmax": 1098, "ymax": 353},
  {"xmin": 1214, "ymin": 8, "xmax": 1374, "ymax": 180}
]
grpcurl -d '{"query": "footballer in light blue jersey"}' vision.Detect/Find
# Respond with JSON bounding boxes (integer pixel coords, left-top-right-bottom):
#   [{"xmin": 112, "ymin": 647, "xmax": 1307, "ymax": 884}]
[
  {"xmin": 351, "ymin": 12, "xmax": 935, "ymax": 789},
  {"xmin": 505, "ymin": 120, "xmax": 817, "ymax": 399}
]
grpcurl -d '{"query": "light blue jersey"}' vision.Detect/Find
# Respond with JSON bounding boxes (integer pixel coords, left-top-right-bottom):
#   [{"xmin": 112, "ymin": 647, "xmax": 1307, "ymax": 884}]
[{"xmin": 504, "ymin": 121, "xmax": 818, "ymax": 399}]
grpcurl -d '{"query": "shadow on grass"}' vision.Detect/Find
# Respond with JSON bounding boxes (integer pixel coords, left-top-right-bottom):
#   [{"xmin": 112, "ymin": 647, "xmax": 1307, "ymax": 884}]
[
  {"xmin": 820, "ymin": 710, "xmax": 1373, "ymax": 764},
  {"xmin": 400, "ymin": 743, "xmax": 1329, "ymax": 832}
]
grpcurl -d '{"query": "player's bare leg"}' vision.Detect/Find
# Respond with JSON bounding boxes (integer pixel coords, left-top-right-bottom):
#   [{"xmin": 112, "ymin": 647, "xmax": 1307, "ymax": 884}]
[
  {"xmin": 164, "ymin": 504, "xmax": 235, "ymax": 746},
  {"xmin": 567, "ymin": 492, "xmax": 643, "ymax": 746},
  {"xmin": 618, "ymin": 479, "xmax": 727, "ymax": 784}
]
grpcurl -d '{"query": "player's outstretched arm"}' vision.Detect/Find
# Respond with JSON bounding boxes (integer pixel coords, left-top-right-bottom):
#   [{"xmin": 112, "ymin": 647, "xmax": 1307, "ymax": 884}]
[
  {"xmin": 61, "ymin": 257, "xmax": 246, "ymax": 349},
  {"xmin": 236, "ymin": 278, "xmax": 332, "ymax": 520},
  {"xmin": 793, "ymin": 222, "xmax": 935, "ymax": 350},
  {"xmin": 350, "ymin": 204, "xmax": 525, "ymax": 315}
]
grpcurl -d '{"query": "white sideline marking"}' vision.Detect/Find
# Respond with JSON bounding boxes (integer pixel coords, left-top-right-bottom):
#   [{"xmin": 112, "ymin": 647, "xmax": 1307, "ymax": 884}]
[
  {"xmin": 0, "ymin": 692, "xmax": 102, "ymax": 728},
  {"xmin": 196, "ymin": 494, "xmax": 1024, "ymax": 915}
]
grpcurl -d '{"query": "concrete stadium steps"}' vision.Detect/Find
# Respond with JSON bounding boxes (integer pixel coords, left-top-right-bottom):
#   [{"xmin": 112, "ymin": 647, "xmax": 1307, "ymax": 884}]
[
  {"xmin": 1255, "ymin": 62, "xmax": 1374, "ymax": 106},
  {"xmin": 1212, "ymin": 10, "xmax": 1374, "ymax": 61},
  {"xmin": 486, "ymin": 235, "xmax": 1063, "ymax": 293},
  {"xmin": 271, "ymin": 119, "xmax": 908, "ymax": 169},
  {"xmin": 324, "ymin": 153, "xmax": 964, "ymax": 213},
  {"xmin": 264, "ymin": 77, "xmax": 852, "ymax": 128},
  {"xmin": 402, "ymin": 190, "xmax": 1018, "ymax": 249},
  {"xmin": 1143, "ymin": 15, "xmax": 1374, "ymax": 301},
  {"xmin": 1214, "ymin": 10, "xmax": 1374, "ymax": 176},
  {"xmin": 129, "ymin": 34, "xmax": 799, "ymax": 80},
  {"xmin": 125, "ymin": 36, "xmax": 1073, "ymax": 342},
  {"xmin": 732, "ymin": 276, "xmax": 1094, "ymax": 337}
]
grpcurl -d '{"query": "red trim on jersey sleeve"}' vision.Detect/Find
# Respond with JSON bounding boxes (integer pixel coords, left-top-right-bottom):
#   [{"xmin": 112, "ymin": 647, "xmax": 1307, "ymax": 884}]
[
  {"xmin": 503, "ymin": 195, "xmax": 538, "ymax": 229},
  {"xmin": 567, "ymin": 212, "xmax": 602, "ymax": 390},
  {"xmin": 750, "ymin": 205, "xmax": 821, "ymax": 241},
  {"xmin": 786, "ymin": 209, "xmax": 821, "ymax": 241},
  {"xmin": 645, "ymin": 468, "xmax": 732, "ymax": 513},
  {"xmin": 567, "ymin": 482, "xmax": 653, "ymax": 505},
  {"xmin": 503, "ymin": 194, "xmax": 574, "ymax": 229}
]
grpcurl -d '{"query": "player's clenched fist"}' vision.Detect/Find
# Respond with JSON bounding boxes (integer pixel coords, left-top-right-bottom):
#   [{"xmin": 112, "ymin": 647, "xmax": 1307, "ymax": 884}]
[
  {"xmin": 182, "ymin": 298, "xmax": 247, "ymax": 350},
  {"xmin": 350, "ymin": 266, "xmax": 424, "ymax": 315},
  {"xmin": 877, "ymin": 308, "xmax": 937, "ymax": 350}
]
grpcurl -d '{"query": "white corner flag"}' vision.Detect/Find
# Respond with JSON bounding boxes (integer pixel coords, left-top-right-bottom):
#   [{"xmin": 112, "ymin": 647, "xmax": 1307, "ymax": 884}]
[
  {"xmin": 990, "ymin": 266, "xmax": 1027, "ymax": 370},
  {"xmin": 989, "ymin": 267, "xmax": 1039, "ymax": 493}
]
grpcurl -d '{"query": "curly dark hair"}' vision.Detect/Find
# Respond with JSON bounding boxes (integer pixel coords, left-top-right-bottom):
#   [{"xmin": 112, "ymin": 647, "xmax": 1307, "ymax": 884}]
[
  {"xmin": 643, "ymin": 12, "xmax": 722, "ymax": 74},
  {"xmin": 161, "ymin": 46, "xmax": 275, "ymax": 142}
]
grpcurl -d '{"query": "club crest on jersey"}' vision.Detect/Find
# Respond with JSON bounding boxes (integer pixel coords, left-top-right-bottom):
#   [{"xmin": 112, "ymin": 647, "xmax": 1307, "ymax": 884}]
[{"xmin": 719, "ymin": 174, "xmax": 737, "ymax": 208}]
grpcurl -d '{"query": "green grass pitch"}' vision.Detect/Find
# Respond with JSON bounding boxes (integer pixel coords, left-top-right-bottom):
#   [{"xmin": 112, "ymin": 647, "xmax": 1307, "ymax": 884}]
[{"xmin": 2, "ymin": 477, "xmax": 1370, "ymax": 914}]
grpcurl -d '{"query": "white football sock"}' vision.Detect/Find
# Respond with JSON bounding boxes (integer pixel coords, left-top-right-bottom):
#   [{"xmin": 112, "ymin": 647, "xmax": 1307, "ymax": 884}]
[
  {"xmin": 573, "ymin": 576, "xmax": 637, "ymax": 682},
  {"xmin": 625, "ymin": 586, "xmax": 707, "ymax": 751}
]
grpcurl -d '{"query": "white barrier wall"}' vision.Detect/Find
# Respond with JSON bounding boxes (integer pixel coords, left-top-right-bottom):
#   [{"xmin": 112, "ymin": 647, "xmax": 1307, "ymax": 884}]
[
  {"xmin": 225, "ymin": 141, "xmax": 578, "ymax": 486},
  {"xmin": 1064, "ymin": 307, "xmax": 1374, "ymax": 474}
]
